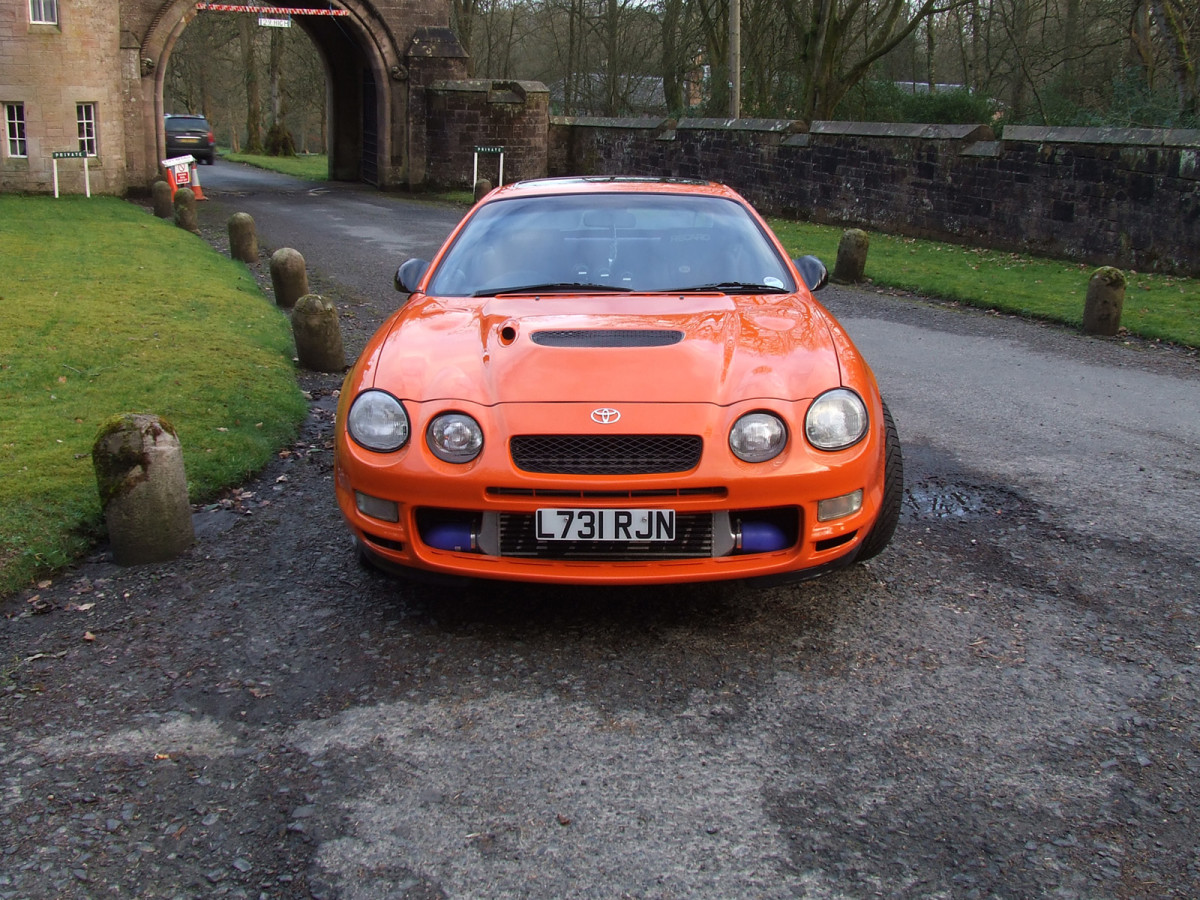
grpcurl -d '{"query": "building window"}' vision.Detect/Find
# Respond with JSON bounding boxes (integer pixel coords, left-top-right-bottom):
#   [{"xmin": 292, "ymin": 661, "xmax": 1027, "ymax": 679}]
[
  {"xmin": 77, "ymin": 104, "xmax": 97, "ymax": 156},
  {"xmin": 29, "ymin": 0, "xmax": 58, "ymax": 25},
  {"xmin": 5, "ymin": 104, "xmax": 28, "ymax": 158}
]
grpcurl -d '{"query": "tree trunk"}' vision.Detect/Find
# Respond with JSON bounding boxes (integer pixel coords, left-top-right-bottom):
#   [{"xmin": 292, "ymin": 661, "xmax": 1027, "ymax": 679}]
[
  {"xmin": 661, "ymin": 0, "xmax": 684, "ymax": 112},
  {"xmin": 696, "ymin": 0, "xmax": 730, "ymax": 116},
  {"xmin": 1150, "ymin": 0, "xmax": 1198, "ymax": 119},
  {"xmin": 603, "ymin": 0, "xmax": 620, "ymax": 115},
  {"xmin": 240, "ymin": 16, "xmax": 264, "ymax": 154},
  {"xmin": 269, "ymin": 26, "xmax": 284, "ymax": 126},
  {"xmin": 452, "ymin": 0, "xmax": 478, "ymax": 77}
]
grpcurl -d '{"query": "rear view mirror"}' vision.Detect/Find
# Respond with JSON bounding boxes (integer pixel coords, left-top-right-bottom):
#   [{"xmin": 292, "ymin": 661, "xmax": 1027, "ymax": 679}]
[
  {"xmin": 793, "ymin": 255, "xmax": 828, "ymax": 292},
  {"xmin": 395, "ymin": 258, "xmax": 430, "ymax": 293}
]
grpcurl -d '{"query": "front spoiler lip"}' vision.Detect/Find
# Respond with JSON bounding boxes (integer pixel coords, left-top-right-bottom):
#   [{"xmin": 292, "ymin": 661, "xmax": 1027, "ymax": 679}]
[{"xmin": 355, "ymin": 534, "xmax": 861, "ymax": 588}]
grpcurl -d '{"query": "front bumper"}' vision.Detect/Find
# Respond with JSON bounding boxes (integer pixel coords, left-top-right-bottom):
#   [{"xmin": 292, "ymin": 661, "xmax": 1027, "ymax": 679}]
[{"xmin": 335, "ymin": 399, "xmax": 887, "ymax": 585}]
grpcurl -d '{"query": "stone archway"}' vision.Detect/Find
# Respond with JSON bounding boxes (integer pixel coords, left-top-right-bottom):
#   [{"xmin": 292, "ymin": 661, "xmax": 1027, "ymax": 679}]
[{"xmin": 126, "ymin": 0, "xmax": 465, "ymax": 190}]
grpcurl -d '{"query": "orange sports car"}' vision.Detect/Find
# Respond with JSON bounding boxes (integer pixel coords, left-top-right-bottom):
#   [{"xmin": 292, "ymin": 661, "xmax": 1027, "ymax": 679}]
[{"xmin": 335, "ymin": 177, "xmax": 902, "ymax": 584}]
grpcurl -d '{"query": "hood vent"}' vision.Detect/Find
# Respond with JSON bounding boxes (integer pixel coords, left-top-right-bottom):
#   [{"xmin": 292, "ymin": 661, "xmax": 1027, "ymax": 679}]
[{"xmin": 531, "ymin": 329, "xmax": 684, "ymax": 348}]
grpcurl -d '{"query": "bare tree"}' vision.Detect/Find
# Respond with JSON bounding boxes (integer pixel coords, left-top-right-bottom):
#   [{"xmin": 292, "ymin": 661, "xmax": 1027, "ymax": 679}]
[
  {"xmin": 238, "ymin": 16, "xmax": 265, "ymax": 153},
  {"xmin": 661, "ymin": 0, "xmax": 689, "ymax": 112},
  {"xmin": 1147, "ymin": 0, "xmax": 1198, "ymax": 119},
  {"xmin": 778, "ymin": 0, "xmax": 969, "ymax": 120},
  {"xmin": 452, "ymin": 0, "xmax": 485, "ymax": 75},
  {"xmin": 165, "ymin": 13, "xmax": 242, "ymax": 143}
]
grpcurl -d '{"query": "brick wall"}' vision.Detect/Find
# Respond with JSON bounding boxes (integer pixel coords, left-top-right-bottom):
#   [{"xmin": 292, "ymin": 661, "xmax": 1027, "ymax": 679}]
[
  {"xmin": 547, "ymin": 117, "xmax": 1200, "ymax": 276},
  {"xmin": 424, "ymin": 80, "xmax": 549, "ymax": 189}
]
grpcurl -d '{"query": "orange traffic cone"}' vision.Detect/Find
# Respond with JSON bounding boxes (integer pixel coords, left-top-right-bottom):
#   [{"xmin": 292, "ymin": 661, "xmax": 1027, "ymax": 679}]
[{"xmin": 190, "ymin": 161, "xmax": 207, "ymax": 201}]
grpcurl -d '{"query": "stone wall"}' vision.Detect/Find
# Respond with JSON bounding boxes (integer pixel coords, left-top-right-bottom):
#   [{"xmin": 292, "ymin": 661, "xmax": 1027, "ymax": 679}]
[
  {"xmin": 547, "ymin": 117, "xmax": 1200, "ymax": 276},
  {"xmin": 424, "ymin": 80, "xmax": 549, "ymax": 189}
]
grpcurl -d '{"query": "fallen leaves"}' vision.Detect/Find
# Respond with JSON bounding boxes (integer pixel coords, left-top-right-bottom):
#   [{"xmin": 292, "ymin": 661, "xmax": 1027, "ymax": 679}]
[{"xmin": 27, "ymin": 594, "xmax": 52, "ymax": 614}]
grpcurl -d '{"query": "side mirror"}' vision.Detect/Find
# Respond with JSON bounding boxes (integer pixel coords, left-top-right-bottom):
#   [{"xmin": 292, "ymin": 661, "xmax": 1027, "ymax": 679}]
[
  {"xmin": 793, "ymin": 255, "xmax": 828, "ymax": 292},
  {"xmin": 395, "ymin": 258, "xmax": 430, "ymax": 293}
]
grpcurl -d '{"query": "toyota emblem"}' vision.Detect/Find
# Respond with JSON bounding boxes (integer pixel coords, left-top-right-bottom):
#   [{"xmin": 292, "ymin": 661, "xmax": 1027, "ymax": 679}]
[{"xmin": 591, "ymin": 407, "xmax": 621, "ymax": 424}]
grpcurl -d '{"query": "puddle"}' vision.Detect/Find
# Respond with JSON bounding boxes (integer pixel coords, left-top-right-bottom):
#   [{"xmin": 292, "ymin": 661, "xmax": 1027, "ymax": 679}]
[{"xmin": 902, "ymin": 481, "xmax": 1020, "ymax": 521}]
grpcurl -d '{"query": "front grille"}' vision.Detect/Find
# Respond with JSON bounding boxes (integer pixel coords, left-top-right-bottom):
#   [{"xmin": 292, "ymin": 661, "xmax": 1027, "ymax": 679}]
[
  {"xmin": 510, "ymin": 435, "xmax": 703, "ymax": 475},
  {"xmin": 498, "ymin": 512, "xmax": 713, "ymax": 559},
  {"xmin": 532, "ymin": 329, "xmax": 684, "ymax": 348}
]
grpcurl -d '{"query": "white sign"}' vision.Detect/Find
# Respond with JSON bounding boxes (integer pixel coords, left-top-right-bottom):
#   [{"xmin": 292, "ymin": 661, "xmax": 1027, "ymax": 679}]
[{"xmin": 258, "ymin": 16, "xmax": 290, "ymax": 27}]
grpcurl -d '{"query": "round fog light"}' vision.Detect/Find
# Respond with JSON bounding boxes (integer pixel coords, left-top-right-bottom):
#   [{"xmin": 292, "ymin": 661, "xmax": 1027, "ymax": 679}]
[
  {"xmin": 730, "ymin": 412, "xmax": 787, "ymax": 462},
  {"xmin": 427, "ymin": 412, "xmax": 484, "ymax": 463}
]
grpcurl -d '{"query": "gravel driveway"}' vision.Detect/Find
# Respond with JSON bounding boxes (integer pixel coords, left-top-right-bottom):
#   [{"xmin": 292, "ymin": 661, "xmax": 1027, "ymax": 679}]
[{"xmin": 2, "ymin": 168, "xmax": 1198, "ymax": 899}]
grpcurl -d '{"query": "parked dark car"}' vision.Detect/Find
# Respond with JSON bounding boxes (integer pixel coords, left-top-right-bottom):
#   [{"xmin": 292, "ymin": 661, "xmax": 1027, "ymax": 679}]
[{"xmin": 164, "ymin": 114, "xmax": 215, "ymax": 164}]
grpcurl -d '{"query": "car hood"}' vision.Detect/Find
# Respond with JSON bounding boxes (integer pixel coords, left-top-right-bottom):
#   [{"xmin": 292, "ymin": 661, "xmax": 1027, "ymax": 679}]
[{"xmin": 367, "ymin": 293, "xmax": 843, "ymax": 405}]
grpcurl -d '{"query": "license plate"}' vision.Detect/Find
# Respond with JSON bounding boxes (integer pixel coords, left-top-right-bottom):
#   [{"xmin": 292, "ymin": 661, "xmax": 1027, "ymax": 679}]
[
  {"xmin": 179, "ymin": 136, "xmax": 199, "ymax": 143},
  {"xmin": 535, "ymin": 508, "xmax": 675, "ymax": 542}
]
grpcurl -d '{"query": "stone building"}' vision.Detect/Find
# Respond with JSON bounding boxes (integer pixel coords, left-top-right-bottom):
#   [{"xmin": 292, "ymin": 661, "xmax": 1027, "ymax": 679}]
[
  {"xmin": 2, "ymin": 0, "xmax": 130, "ymax": 194},
  {"xmin": 1, "ymin": 0, "xmax": 483, "ymax": 194}
]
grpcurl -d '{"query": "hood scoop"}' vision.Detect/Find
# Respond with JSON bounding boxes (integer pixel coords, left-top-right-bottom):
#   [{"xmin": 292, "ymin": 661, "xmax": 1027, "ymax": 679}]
[{"xmin": 531, "ymin": 329, "xmax": 684, "ymax": 348}]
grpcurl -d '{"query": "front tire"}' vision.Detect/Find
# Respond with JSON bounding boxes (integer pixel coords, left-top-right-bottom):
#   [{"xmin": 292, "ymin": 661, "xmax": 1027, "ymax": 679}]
[{"xmin": 855, "ymin": 401, "xmax": 903, "ymax": 562}]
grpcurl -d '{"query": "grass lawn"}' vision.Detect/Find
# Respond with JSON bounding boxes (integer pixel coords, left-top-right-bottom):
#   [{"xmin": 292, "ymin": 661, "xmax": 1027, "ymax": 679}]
[
  {"xmin": 0, "ymin": 196, "xmax": 307, "ymax": 596},
  {"xmin": 770, "ymin": 220, "xmax": 1200, "ymax": 348},
  {"xmin": 221, "ymin": 150, "xmax": 329, "ymax": 181}
]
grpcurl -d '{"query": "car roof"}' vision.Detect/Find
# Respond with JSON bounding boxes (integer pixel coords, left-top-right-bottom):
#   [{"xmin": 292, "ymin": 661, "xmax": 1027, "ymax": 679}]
[{"xmin": 494, "ymin": 176, "xmax": 742, "ymax": 201}]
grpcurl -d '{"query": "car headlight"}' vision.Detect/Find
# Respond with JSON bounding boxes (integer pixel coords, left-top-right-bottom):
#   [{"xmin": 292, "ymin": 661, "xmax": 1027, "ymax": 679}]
[
  {"xmin": 805, "ymin": 389, "xmax": 868, "ymax": 450},
  {"xmin": 427, "ymin": 412, "xmax": 484, "ymax": 463},
  {"xmin": 730, "ymin": 412, "xmax": 788, "ymax": 462},
  {"xmin": 347, "ymin": 390, "xmax": 410, "ymax": 452}
]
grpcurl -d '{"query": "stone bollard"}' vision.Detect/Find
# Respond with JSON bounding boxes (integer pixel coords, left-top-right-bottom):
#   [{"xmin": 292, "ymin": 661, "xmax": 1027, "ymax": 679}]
[
  {"xmin": 173, "ymin": 187, "xmax": 199, "ymax": 234},
  {"xmin": 152, "ymin": 179, "xmax": 173, "ymax": 218},
  {"xmin": 227, "ymin": 212, "xmax": 259, "ymax": 264},
  {"xmin": 92, "ymin": 414, "xmax": 194, "ymax": 566},
  {"xmin": 474, "ymin": 178, "xmax": 493, "ymax": 204},
  {"xmin": 1083, "ymin": 266, "xmax": 1126, "ymax": 336},
  {"xmin": 832, "ymin": 229, "xmax": 870, "ymax": 284},
  {"xmin": 292, "ymin": 293, "xmax": 346, "ymax": 372},
  {"xmin": 270, "ymin": 247, "xmax": 309, "ymax": 309}
]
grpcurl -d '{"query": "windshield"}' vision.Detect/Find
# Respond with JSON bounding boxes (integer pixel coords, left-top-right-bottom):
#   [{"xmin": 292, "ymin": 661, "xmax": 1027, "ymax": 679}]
[{"xmin": 426, "ymin": 193, "xmax": 796, "ymax": 296}]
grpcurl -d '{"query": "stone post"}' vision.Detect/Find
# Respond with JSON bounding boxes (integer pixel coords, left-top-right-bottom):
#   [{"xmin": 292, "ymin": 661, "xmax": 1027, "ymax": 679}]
[
  {"xmin": 152, "ymin": 180, "xmax": 173, "ymax": 218},
  {"xmin": 1083, "ymin": 267, "xmax": 1126, "ymax": 336},
  {"xmin": 474, "ymin": 179, "xmax": 493, "ymax": 203},
  {"xmin": 270, "ymin": 248, "xmax": 309, "ymax": 309},
  {"xmin": 832, "ymin": 229, "xmax": 870, "ymax": 284},
  {"xmin": 173, "ymin": 187, "xmax": 199, "ymax": 234},
  {"xmin": 92, "ymin": 414, "xmax": 194, "ymax": 566},
  {"xmin": 228, "ymin": 212, "xmax": 259, "ymax": 264},
  {"xmin": 292, "ymin": 294, "xmax": 346, "ymax": 372}
]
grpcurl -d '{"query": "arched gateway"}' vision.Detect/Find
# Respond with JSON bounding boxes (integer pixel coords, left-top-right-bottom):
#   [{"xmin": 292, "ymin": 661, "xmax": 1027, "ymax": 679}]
[{"xmin": 1, "ymin": 0, "xmax": 468, "ymax": 193}]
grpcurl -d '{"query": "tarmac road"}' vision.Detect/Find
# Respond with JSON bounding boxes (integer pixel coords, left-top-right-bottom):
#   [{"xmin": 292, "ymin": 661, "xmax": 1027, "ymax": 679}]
[{"xmin": 2, "ymin": 161, "xmax": 1198, "ymax": 899}]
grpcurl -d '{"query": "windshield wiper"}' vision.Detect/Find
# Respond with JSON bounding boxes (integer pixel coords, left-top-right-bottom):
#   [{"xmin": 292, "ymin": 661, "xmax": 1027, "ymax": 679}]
[
  {"xmin": 476, "ymin": 282, "xmax": 635, "ymax": 297},
  {"xmin": 665, "ymin": 282, "xmax": 792, "ymax": 294}
]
